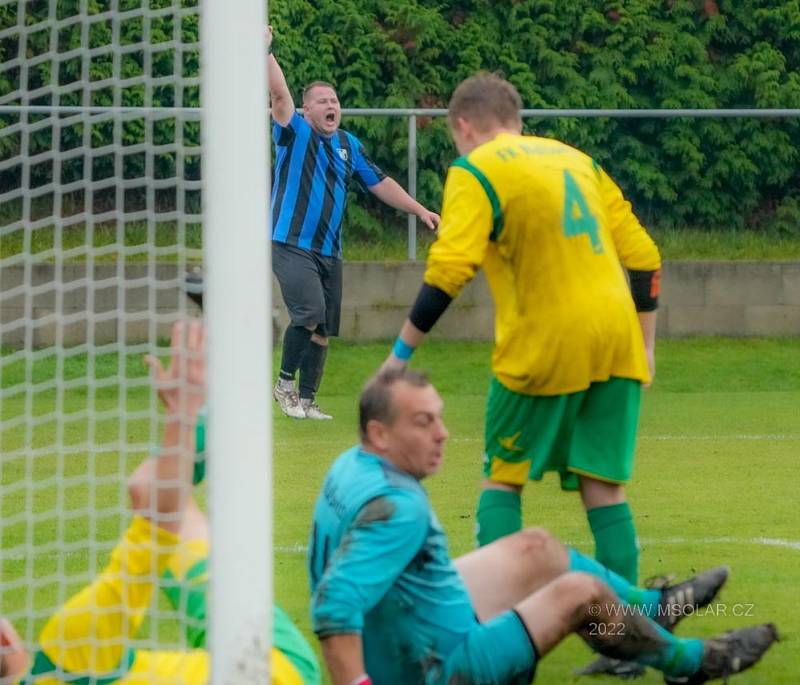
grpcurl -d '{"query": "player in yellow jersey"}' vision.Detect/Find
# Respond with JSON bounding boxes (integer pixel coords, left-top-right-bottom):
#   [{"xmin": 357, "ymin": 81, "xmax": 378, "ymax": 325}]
[
  {"xmin": 0, "ymin": 321, "xmax": 317, "ymax": 685},
  {"xmin": 383, "ymin": 73, "xmax": 661, "ymax": 677}
]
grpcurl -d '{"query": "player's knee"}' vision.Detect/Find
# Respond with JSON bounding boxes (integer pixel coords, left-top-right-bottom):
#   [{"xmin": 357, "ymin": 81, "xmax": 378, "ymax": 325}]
[
  {"xmin": 514, "ymin": 526, "xmax": 560, "ymax": 557},
  {"xmin": 553, "ymin": 572, "xmax": 606, "ymax": 609}
]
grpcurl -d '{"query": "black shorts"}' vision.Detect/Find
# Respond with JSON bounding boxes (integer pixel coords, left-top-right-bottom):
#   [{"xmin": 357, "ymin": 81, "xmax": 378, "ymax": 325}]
[{"xmin": 272, "ymin": 241, "xmax": 343, "ymax": 337}]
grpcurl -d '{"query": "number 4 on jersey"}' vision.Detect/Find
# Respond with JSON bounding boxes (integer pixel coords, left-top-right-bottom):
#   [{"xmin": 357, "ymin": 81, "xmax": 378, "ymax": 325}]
[{"xmin": 562, "ymin": 170, "xmax": 603, "ymax": 254}]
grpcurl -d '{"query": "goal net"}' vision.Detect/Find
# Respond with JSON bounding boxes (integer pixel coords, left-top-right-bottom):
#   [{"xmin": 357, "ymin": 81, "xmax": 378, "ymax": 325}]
[{"xmin": 0, "ymin": 0, "xmax": 271, "ymax": 680}]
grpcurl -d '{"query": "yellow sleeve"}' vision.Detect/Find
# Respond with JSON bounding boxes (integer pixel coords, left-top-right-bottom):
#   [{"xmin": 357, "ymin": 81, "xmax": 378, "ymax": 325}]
[
  {"xmin": 123, "ymin": 649, "xmax": 209, "ymax": 685},
  {"xmin": 37, "ymin": 516, "xmax": 179, "ymax": 676},
  {"xmin": 423, "ymin": 164, "xmax": 495, "ymax": 298},
  {"xmin": 115, "ymin": 647, "xmax": 301, "ymax": 685},
  {"xmin": 600, "ymin": 168, "xmax": 661, "ymax": 271},
  {"xmin": 271, "ymin": 648, "xmax": 305, "ymax": 685}
]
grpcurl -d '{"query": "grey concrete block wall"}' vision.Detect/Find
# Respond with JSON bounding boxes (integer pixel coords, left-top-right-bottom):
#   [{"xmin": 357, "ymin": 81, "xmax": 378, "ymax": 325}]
[
  {"xmin": 272, "ymin": 262, "xmax": 497, "ymax": 342},
  {"xmin": 2, "ymin": 261, "xmax": 799, "ymax": 347},
  {"xmin": 657, "ymin": 261, "xmax": 800, "ymax": 337},
  {"xmin": 1, "ymin": 263, "xmax": 199, "ymax": 347}
]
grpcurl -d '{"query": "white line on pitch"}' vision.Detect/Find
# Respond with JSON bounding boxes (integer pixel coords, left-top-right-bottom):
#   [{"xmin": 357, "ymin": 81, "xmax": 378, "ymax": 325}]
[
  {"xmin": 640, "ymin": 434, "xmax": 800, "ymax": 441},
  {"xmin": 568, "ymin": 537, "xmax": 800, "ymax": 552},
  {"xmin": 437, "ymin": 435, "xmax": 798, "ymax": 444},
  {"xmin": 274, "ymin": 536, "xmax": 800, "ymax": 555},
  {"xmin": 273, "ymin": 434, "xmax": 799, "ymax": 449},
  {"xmin": 6, "ymin": 537, "xmax": 796, "ymax": 560}
]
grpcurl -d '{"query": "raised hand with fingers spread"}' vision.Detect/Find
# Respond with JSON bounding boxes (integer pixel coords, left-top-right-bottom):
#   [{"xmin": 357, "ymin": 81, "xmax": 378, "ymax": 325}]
[{"xmin": 145, "ymin": 319, "xmax": 207, "ymax": 420}]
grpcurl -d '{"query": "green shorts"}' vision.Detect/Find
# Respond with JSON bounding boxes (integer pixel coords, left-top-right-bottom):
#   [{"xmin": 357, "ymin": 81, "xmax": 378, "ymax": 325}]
[
  {"xmin": 161, "ymin": 558, "xmax": 320, "ymax": 685},
  {"xmin": 483, "ymin": 376, "xmax": 641, "ymax": 491}
]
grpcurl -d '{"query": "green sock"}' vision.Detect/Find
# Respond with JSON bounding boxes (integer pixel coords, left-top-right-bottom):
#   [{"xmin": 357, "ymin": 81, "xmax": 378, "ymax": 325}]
[
  {"xmin": 590, "ymin": 617, "xmax": 704, "ymax": 678},
  {"xmin": 619, "ymin": 625, "xmax": 704, "ymax": 678},
  {"xmin": 568, "ymin": 553, "xmax": 704, "ymax": 677},
  {"xmin": 476, "ymin": 489, "xmax": 521, "ymax": 547},
  {"xmin": 192, "ymin": 405, "xmax": 207, "ymax": 485},
  {"xmin": 587, "ymin": 501, "xmax": 639, "ymax": 585}
]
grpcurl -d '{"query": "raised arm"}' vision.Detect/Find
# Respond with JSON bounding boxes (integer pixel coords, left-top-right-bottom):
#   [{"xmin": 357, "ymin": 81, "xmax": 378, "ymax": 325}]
[
  {"xmin": 266, "ymin": 26, "xmax": 295, "ymax": 127},
  {"xmin": 30, "ymin": 321, "xmax": 207, "ymax": 681},
  {"xmin": 138, "ymin": 319, "xmax": 207, "ymax": 534}
]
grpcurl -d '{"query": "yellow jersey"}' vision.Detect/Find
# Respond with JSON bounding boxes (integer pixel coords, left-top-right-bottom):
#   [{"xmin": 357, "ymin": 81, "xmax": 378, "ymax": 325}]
[
  {"xmin": 18, "ymin": 517, "xmax": 304, "ymax": 685},
  {"xmin": 424, "ymin": 132, "xmax": 661, "ymax": 395}
]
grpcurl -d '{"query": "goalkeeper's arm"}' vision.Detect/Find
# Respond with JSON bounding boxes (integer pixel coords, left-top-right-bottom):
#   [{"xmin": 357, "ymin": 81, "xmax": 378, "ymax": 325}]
[{"xmin": 320, "ymin": 635, "xmax": 370, "ymax": 685}]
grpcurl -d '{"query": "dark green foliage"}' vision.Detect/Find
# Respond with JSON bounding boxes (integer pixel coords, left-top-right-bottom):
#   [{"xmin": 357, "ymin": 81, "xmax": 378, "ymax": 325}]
[
  {"xmin": 271, "ymin": 0, "xmax": 800, "ymax": 239},
  {"xmin": 2, "ymin": 0, "xmax": 799, "ymax": 240},
  {"xmin": 0, "ymin": 0, "xmax": 200, "ymax": 220}
]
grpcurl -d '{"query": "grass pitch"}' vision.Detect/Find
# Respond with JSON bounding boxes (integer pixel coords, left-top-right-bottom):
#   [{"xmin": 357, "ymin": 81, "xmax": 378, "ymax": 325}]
[{"xmin": 2, "ymin": 338, "xmax": 799, "ymax": 683}]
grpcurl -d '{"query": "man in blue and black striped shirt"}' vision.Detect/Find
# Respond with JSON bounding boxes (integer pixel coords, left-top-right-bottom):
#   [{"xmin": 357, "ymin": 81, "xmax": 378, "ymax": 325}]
[{"xmin": 267, "ymin": 27, "xmax": 440, "ymax": 420}]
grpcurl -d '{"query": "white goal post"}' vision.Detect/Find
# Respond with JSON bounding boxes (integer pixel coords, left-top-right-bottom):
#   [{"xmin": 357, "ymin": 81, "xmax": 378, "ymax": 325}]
[{"xmin": 202, "ymin": 0, "xmax": 272, "ymax": 681}]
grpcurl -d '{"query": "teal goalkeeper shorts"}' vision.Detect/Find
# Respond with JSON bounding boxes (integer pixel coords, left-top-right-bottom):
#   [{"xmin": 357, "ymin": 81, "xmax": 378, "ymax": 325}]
[{"xmin": 436, "ymin": 610, "xmax": 537, "ymax": 685}]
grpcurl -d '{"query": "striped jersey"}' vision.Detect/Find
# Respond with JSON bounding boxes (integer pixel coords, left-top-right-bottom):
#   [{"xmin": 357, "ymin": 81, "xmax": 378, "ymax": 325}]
[
  {"xmin": 424, "ymin": 132, "xmax": 661, "ymax": 396},
  {"xmin": 272, "ymin": 112, "xmax": 385, "ymax": 258}
]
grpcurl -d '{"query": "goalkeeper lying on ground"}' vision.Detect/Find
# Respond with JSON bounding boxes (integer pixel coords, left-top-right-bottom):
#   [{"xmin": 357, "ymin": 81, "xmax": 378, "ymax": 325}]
[{"xmin": 0, "ymin": 321, "xmax": 319, "ymax": 685}]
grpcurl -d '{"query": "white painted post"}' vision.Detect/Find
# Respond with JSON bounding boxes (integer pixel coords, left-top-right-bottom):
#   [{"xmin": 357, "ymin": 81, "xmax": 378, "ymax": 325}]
[{"xmin": 201, "ymin": 0, "xmax": 272, "ymax": 681}]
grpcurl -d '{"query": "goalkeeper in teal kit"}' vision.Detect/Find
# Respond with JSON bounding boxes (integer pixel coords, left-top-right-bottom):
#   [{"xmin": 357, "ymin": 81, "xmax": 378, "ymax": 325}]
[
  {"xmin": 308, "ymin": 448, "xmax": 504, "ymax": 685},
  {"xmin": 307, "ymin": 369, "xmax": 776, "ymax": 685}
]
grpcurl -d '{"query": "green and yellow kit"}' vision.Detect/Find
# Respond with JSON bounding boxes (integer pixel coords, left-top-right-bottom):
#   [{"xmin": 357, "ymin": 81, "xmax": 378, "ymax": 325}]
[
  {"xmin": 17, "ymin": 517, "xmax": 314, "ymax": 685},
  {"xmin": 425, "ymin": 132, "xmax": 661, "ymax": 487}
]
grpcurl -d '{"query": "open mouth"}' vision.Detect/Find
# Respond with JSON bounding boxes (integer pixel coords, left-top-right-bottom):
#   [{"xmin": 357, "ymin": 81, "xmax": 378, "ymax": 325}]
[{"xmin": 325, "ymin": 112, "xmax": 336, "ymax": 124}]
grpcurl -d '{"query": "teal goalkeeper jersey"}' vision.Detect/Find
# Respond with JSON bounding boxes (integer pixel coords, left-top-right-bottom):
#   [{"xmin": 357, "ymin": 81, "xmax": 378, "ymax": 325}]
[{"xmin": 308, "ymin": 446, "xmax": 478, "ymax": 684}]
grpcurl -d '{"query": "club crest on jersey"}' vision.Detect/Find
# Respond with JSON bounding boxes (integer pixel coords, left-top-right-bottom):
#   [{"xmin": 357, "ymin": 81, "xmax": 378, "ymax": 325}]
[{"xmin": 337, "ymin": 148, "xmax": 349, "ymax": 162}]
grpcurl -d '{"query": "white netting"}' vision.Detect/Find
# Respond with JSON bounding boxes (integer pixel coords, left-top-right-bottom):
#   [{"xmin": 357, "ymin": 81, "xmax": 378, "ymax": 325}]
[{"xmin": 1, "ymin": 0, "xmax": 203, "ymax": 662}]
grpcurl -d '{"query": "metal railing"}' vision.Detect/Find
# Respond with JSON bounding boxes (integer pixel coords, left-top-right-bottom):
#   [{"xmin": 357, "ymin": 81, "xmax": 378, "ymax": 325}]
[
  {"xmin": 3, "ymin": 104, "xmax": 800, "ymax": 260},
  {"xmin": 338, "ymin": 107, "xmax": 800, "ymax": 260}
]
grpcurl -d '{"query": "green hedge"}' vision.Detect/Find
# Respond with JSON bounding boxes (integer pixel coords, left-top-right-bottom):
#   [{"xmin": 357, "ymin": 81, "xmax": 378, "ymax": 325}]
[
  {"xmin": 272, "ymin": 0, "xmax": 800, "ymax": 239},
  {"xmin": 0, "ymin": 0, "xmax": 200, "ymax": 218},
  {"xmin": 2, "ymin": 0, "xmax": 799, "ymax": 239}
]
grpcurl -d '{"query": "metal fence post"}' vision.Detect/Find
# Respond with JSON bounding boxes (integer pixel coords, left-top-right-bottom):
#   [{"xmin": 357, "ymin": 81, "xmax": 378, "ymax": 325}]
[{"xmin": 407, "ymin": 114, "xmax": 417, "ymax": 261}]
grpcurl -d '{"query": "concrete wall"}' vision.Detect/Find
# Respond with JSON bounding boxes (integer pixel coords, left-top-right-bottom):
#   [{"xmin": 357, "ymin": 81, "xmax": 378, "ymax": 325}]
[
  {"xmin": 1, "ymin": 261, "xmax": 799, "ymax": 347},
  {"xmin": 657, "ymin": 261, "xmax": 800, "ymax": 336},
  {"xmin": 1, "ymin": 263, "xmax": 191, "ymax": 347}
]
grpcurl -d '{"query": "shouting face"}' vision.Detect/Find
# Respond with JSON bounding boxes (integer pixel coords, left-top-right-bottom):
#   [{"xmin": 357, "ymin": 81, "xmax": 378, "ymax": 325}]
[{"xmin": 303, "ymin": 85, "xmax": 341, "ymax": 136}]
